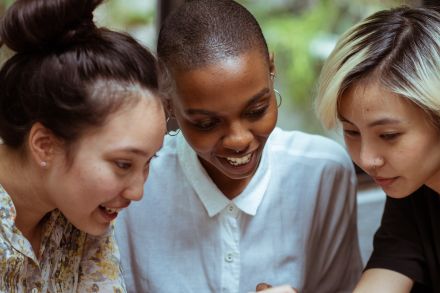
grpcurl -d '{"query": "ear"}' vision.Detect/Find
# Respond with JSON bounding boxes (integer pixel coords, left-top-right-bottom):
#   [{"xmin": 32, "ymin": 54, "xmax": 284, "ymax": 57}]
[
  {"xmin": 269, "ymin": 52, "xmax": 276, "ymax": 77},
  {"xmin": 28, "ymin": 122, "xmax": 60, "ymax": 168}
]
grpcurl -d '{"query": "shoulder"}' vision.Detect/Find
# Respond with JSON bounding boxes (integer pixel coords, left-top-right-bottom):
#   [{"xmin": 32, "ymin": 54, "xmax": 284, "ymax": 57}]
[{"xmin": 268, "ymin": 127, "xmax": 354, "ymax": 171}]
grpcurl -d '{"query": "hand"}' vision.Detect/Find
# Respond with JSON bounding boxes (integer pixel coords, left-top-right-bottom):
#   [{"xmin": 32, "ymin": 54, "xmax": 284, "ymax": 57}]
[{"xmin": 254, "ymin": 283, "xmax": 298, "ymax": 293}]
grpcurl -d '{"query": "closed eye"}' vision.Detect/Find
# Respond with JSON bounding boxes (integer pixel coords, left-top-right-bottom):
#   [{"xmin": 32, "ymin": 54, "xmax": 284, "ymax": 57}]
[
  {"xmin": 380, "ymin": 133, "xmax": 400, "ymax": 140},
  {"xmin": 245, "ymin": 105, "xmax": 269, "ymax": 119},
  {"xmin": 192, "ymin": 118, "xmax": 220, "ymax": 131},
  {"xmin": 343, "ymin": 129, "xmax": 360, "ymax": 137},
  {"xmin": 115, "ymin": 161, "xmax": 132, "ymax": 170}
]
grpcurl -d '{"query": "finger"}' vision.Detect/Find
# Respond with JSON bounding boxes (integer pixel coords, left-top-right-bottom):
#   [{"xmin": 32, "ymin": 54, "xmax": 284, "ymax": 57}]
[
  {"xmin": 258, "ymin": 285, "xmax": 298, "ymax": 293},
  {"xmin": 256, "ymin": 282, "xmax": 273, "ymax": 291}
]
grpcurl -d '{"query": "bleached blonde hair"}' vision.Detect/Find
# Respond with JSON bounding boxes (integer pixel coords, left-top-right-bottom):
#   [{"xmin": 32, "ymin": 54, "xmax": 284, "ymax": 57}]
[{"xmin": 315, "ymin": 6, "xmax": 440, "ymax": 129}]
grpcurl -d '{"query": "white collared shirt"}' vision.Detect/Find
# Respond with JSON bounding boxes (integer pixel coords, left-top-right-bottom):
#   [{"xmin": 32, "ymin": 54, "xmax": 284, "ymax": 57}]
[{"xmin": 116, "ymin": 127, "xmax": 362, "ymax": 293}]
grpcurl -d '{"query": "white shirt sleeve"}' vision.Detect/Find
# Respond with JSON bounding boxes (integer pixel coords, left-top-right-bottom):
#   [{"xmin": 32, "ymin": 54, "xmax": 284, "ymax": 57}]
[{"xmin": 301, "ymin": 146, "xmax": 362, "ymax": 292}]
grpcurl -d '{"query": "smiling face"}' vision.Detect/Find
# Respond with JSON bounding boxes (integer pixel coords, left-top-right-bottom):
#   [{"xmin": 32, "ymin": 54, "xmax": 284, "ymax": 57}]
[
  {"xmin": 338, "ymin": 80, "xmax": 440, "ymax": 198},
  {"xmin": 169, "ymin": 50, "xmax": 277, "ymax": 196},
  {"xmin": 46, "ymin": 93, "xmax": 165, "ymax": 236}
]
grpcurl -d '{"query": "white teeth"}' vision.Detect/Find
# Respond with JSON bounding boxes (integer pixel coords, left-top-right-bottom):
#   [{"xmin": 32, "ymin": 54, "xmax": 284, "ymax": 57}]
[
  {"xmin": 101, "ymin": 206, "xmax": 122, "ymax": 214},
  {"xmin": 226, "ymin": 153, "xmax": 252, "ymax": 166}
]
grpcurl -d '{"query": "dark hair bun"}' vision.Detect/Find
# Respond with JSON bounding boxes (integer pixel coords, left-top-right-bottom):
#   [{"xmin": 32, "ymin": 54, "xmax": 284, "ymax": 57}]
[{"xmin": 0, "ymin": 0, "xmax": 103, "ymax": 52}]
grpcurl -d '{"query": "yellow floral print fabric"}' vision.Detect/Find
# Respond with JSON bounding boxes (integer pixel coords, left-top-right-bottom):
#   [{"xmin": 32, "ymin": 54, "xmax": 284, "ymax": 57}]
[{"xmin": 0, "ymin": 185, "xmax": 126, "ymax": 293}]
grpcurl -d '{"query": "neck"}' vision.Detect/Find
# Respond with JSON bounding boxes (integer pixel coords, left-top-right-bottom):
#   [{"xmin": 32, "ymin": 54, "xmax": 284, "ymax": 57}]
[
  {"xmin": 424, "ymin": 160, "xmax": 440, "ymax": 195},
  {"xmin": 200, "ymin": 158, "xmax": 252, "ymax": 200},
  {"xmin": 426, "ymin": 177, "xmax": 440, "ymax": 196},
  {"xmin": 0, "ymin": 145, "xmax": 52, "ymax": 255}
]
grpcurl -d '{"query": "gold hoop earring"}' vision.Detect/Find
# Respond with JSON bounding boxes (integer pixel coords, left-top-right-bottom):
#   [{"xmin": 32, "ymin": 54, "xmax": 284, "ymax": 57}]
[{"xmin": 274, "ymin": 89, "xmax": 282, "ymax": 108}]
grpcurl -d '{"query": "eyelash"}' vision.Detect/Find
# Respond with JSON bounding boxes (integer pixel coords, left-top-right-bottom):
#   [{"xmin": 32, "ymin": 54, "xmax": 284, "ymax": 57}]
[
  {"xmin": 343, "ymin": 129, "xmax": 359, "ymax": 137},
  {"xmin": 380, "ymin": 133, "xmax": 400, "ymax": 140},
  {"xmin": 148, "ymin": 154, "xmax": 158, "ymax": 163},
  {"xmin": 115, "ymin": 154, "xmax": 158, "ymax": 170},
  {"xmin": 115, "ymin": 161, "xmax": 131, "ymax": 170},
  {"xmin": 343, "ymin": 130, "xmax": 401, "ymax": 141},
  {"xmin": 192, "ymin": 105, "xmax": 269, "ymax": 130},
  {"xmin": 193, "ymin": 119, "xmax": 220, "ymax": 131},
  {"xmin": 246, "ymin": 105, "xmax": 269, "ymax": 119}
]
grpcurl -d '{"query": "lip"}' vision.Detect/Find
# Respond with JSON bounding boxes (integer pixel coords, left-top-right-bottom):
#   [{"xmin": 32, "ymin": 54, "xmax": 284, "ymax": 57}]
[
  {"xmin": 98, "ymin": 203, "xmax": 130, "ymax": 222},
  {"xmin": 104, "ymin": 204, "xmax": 130, "ymax": 210},
  {"xmin": 218, "ymin": 150, "xmax": 259, "ymax": 176},
  {"xmin": 373, "ymin": 176, "xmax": 399, "ymax": 188},
  {"xmin": 98, "ymin": 206, "xmax": 119, "ymax": 222}
]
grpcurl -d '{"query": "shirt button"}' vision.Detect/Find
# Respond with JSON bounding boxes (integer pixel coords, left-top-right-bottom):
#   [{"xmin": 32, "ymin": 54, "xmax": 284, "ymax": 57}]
[
  {"xmin": 228, "ymin": 205, "xmax": 234, "ymax": 212},
  {"xmin": 225, "ymin": 253, "xmax": 234, "ymax": 263}
]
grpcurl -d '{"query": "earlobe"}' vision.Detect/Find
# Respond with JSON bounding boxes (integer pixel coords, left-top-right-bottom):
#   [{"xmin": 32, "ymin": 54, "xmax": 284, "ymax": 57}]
[
  {"xmin": 166, "ymin": 99, "xmax": 176, "ymax": 119},
  {"xmin": 269, "ymin": 52, "xmax": 276, "ymax": 76},
  {"xmin": 28, "ymin": 122, "xmax": 57, "ymax": 168}
]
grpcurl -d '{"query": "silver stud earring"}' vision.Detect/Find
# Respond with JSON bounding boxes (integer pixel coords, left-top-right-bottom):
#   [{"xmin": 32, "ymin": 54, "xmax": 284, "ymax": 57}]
[{"xmin": 40, "ymin": 161, "xmax": 47, "ymax": 168}]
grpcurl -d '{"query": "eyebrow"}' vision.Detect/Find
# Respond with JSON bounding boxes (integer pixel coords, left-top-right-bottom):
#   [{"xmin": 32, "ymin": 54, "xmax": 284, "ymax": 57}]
[
  {"xmin": 339, "ymin": 115, "xmax": 402, "ymax": 127},
  {"xmin": 114, "ymin": 147, "xmax": 157, "ymax": 157},
  {"xmin": 185, "ymin": 87, "xmax": 271, "ymax": 116}
]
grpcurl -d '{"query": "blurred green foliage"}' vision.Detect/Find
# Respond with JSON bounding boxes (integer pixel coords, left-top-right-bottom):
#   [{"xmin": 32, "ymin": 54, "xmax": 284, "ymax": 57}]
[
  {"xmin": 239, "ymin": 0, "xmax": 416, "ymax": 132},
  {"xmin": 0, "ymin": 0, "xmax": 420, "ymax": 133}
]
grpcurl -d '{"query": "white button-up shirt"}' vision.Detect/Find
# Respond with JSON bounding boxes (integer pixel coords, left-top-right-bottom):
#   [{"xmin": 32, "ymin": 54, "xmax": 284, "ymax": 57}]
[{"xmin": 116, "ymin": 127, "xmax": 362, "ymax": 293}]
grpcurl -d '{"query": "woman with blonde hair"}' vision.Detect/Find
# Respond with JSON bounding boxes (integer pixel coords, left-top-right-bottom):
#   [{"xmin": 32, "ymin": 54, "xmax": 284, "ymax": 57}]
[{"xmin": 316, "ymin": 6, "xmax": 440, "ymax": 293}]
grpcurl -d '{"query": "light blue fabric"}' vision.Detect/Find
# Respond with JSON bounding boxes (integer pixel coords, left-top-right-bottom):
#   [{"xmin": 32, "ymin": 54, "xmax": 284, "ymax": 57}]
[{"xmin": 116, "ymin": 127, "xmax": 362, "ymax": 293}]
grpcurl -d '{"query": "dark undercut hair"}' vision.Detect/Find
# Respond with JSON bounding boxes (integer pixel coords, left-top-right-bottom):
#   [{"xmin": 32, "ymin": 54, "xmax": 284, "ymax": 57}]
[{"xmin": 157, "ymin": 0, "xmax": 269, "ymax": 71}]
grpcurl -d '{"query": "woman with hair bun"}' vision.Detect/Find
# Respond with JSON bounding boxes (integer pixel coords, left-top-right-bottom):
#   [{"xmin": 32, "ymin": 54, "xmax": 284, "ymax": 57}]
[
  {"xmin": 315, "ymin": 6, "xmax": 440, "ymax": 292},
  {"xmin": 0, "ymin": 0, "xmax": 165, "ymax": 292}
]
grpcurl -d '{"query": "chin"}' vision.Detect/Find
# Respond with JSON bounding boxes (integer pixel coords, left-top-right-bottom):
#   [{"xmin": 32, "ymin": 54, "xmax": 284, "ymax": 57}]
[
  {"xmin": 226, "ymin": 170, "xmax": 255, "ymax": 180},
  {"xmin": 74, "ymin": 222, "xmax": 111, "ymax": 236},
  {"xmin": 382, "ymin": 186, "xmax": 414, "ymax": 199}
]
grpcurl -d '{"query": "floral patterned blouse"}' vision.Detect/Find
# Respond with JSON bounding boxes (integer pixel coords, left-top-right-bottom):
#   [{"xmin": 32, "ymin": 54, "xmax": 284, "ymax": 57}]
[{"xmin": 0, "ymin": 185, "xmax": 126, "ymax": 293}]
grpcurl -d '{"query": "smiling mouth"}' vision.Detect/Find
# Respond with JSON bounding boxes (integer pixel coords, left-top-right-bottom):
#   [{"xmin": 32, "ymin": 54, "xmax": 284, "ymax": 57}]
[
  {"xmin": 226, "ymin": 153, "xmax": 252, "ymax": 166},
  {"xmin": 99, "ymin": 205, "xmax": 123, "ymax": 214}
]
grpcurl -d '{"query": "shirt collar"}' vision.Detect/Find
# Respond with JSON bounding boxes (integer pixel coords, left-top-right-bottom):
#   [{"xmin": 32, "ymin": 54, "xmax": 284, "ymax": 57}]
[{"xmin": 177, "ymin": 133, "xmax": 272, "ymax": 217}]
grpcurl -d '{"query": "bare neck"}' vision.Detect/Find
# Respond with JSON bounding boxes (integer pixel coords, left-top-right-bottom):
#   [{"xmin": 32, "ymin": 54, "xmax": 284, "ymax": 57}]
[
  {"xmin": 0, "ymin": 146, "xmax": 52, "ymax": 256},
  {"xmin": 200, "ymin": 158, "xmax": 252, "ymax": 200}
]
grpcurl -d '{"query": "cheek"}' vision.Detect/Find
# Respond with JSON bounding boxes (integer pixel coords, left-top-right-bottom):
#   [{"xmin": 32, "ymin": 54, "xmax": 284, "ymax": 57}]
[
  {"xmin": 258, "ymin": 110, "xmax": 278, "ymax": 136},
  {"xmin": 343, "ymin": 139, "xmax": 360, "ymax": 163},
  {"xmin": 182, "ymin": 128, "xmax": 219, "ymax": 156},
  {"xmin": 69, "ymin": 165, "xmax": 118, "ymax": 200},
  {"xmin": 400, "ymin": 138, "xmax": 440, "ymax": 168}
]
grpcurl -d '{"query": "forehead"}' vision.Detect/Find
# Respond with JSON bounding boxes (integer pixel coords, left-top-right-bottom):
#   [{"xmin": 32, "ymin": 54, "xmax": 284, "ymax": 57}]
[
  {"xmin": 170, "ymin": 50, "xmax": 270, "ymax": 108},
  {"xmin": 338, "ymin": 81, "xmax": 420, "ymax": 121}
]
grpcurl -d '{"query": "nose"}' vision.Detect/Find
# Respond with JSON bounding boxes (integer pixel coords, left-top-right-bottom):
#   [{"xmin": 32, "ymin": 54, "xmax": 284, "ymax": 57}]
[
  {"xmin": 121, "ymin": 171, "xmax": 148, "ymax": 202},
  {"xmin": 222, "ymin": 120, "xmax": 253, "ymax": 152},
  {"xmin": 358, "ymin": 142, "xmax": 384, "ymax": 174}
]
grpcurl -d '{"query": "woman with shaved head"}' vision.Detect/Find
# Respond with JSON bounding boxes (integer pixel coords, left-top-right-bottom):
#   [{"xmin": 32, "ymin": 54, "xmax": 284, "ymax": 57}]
[{"xmin": 116, "ymin": 1, "xmax": 362, "ymax": 292}]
